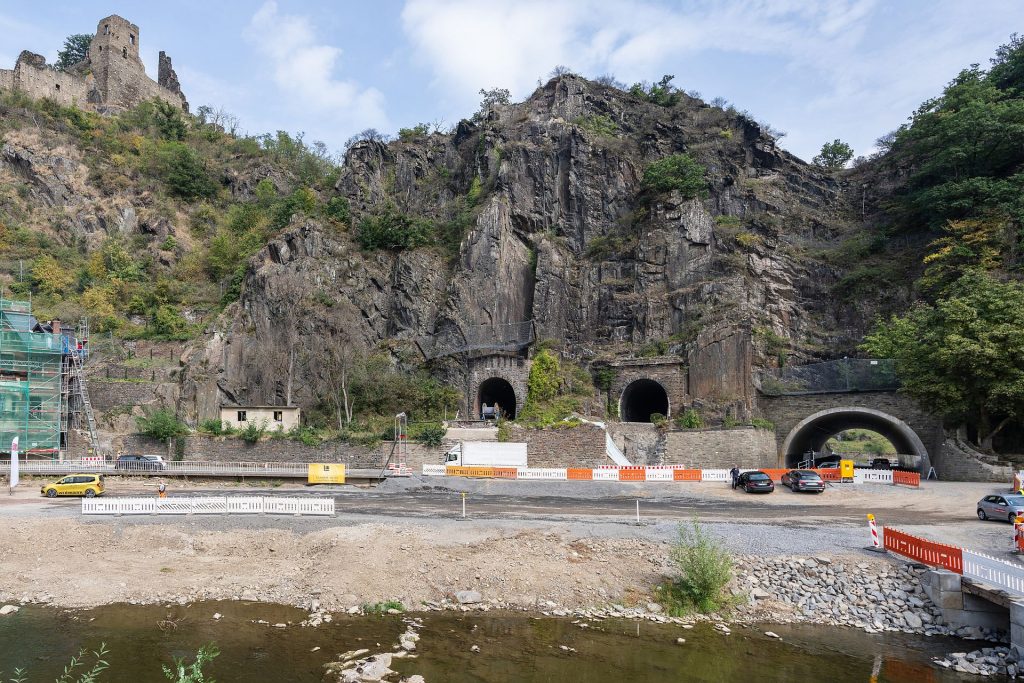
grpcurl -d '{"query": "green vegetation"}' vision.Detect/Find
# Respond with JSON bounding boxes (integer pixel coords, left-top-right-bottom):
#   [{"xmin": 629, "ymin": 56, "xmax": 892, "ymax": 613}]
[
  {"xmin": 198, "ymin": 419, "xmax": 233, "ymax": 436},
  {"xmin": 496, "ymin": 416, "xmax": 512, "ymax": 442},
  {"xmin": 136, "ymin": 408, "xmax": 189, "ymax": 441},
  {"xmin": 674, "ymin": 409, "xmax": 704, "ymax": 430},
  {"xmin": 750, "ymin": 417, "xmax": 775, "ymax": 431},
  {"xmin": 2, "ymin": 643, "xmax": 217, "ymax": 683},
  {"xmin": 812, "ymin": 139, "xmax": 854, "ymax": 170},
  {"xmin": 398, "ymin": 123, "xmax": 430, "ymax": 140},
  {"xmin": 55, "ymin": 33, "xmax": 92, "ymax": 71},
  {"xmin": 629, "ymin": 75, "xmax": 681, "ymax": 107},
  {"xmin": 656, "ymin": 520, "xmax": 734, "ymax": 615},
  {"xmin": 362, "ymin": 600, "xmax": 404, "ymax": 615},
  {"xmin": 863, "ymin": 271, "xmax": 1024, "ymax": 451},
  {"xmin": 641, "ymin": 154, "xmax": 708, "ymax": 198},
  {"xmin": 413, "ymin": 422, "xmax": 446, "ymax": 447},
  {"xmin": 239, "ymin": 421, "xmax": 267, "ymax": 444},
  {"xmin": 356, "ymin": 205, "xmax": 432, "ymax": 251},
  {"xmin": 574, "ymin": 114, "xmax": 618, "ymax": 137},
  {"xmin": 650, "ymin": 412, "xmax": 668, "ymax": 428},
  {"xmin": 517, "ymin": 350, "xmax": 594, "ymax": 428},
  {"xmin": 826, "ymin": 429, "xmax": 895, "ymax": 455},
  {"xmin": 163, "ymin": 644, "xmax": 220, "ymax": 683}
]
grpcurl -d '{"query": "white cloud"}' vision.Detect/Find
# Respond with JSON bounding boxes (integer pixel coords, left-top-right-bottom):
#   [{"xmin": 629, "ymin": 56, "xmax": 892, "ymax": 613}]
[{"xmin": 244, "ymin": 1, "xmax": 389, "ymax": 132}]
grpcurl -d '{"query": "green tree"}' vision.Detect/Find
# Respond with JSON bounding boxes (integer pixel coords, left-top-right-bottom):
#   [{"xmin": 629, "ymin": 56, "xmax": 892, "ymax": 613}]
[
  {"xmin": 641, "ymin": 154, "xmax": 707, "ymax": 198},
  {"xmin": 526, "ymin": 349, "xmax": 561, "ymax": 404},
  {"xmin": 156, "ymin": 142, "xmax": 217, "ymax": 199},
  {"xmin": 862, "ymin": 271, "xmax": 1024, "ymax": 451},
  {"xmin": 812, "ymin": 139, "xmax": 854, "ymax": 170},
  {"xmin": 137, "ymin": 408, "xmax": 189, "ymax": 440},
  {"xmin": 55, "ymin": 34, "xmax": 92, "ymax": 71}
]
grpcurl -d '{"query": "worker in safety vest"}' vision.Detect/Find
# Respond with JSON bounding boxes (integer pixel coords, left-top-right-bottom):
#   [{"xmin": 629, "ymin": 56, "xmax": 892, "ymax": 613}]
[{"xmin": 158, "ymin": 481, "xmax": 167, "ymax": 498}]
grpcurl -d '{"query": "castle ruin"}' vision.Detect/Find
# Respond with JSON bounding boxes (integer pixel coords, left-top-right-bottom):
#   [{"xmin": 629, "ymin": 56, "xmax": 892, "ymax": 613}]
[{"xmin": 0, "ymin": 14, "xmax": 188, "ymax": 113}]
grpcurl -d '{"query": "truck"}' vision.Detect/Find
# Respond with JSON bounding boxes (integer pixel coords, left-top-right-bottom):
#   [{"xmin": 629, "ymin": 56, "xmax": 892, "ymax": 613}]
[{"xmin": 443, "ymin": 441, "xmax": 528, "ymax": 468}]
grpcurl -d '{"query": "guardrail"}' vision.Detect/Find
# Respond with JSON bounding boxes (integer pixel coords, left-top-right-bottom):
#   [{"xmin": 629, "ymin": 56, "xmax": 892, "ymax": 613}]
[
  {"xmin": 884, "ymin": 526, "xmax": 1024, "ymax": 598},
  {"xmin": 1, "ymin": 459, "xmax": 315, "ymax": 479},
  {"xmin": 81, "ymin": 496, "xmax": 335, "ymax": 516}
]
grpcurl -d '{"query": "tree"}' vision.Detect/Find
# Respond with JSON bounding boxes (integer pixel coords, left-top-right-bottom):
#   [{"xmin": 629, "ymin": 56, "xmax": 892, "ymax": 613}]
[
  {"xmin": 319, "ymin": 337, "xmax": 367, "ymax": 428},
  {"xmin": 812, "ymin": 139, "xmax": 854, "ymax": 170},
  {"xmin": 137, "ymin": 408, "xmax": 189, "ymax": 441},
  {"xmin": 641, "ymin": 154, "xmax": 708, "ymax": 198},
  {"xmin": 473, "ymin": 88, "xmax": 511, "ymax": 122},
  {"xmin": 55, "ymin": 34, "xmax": 92, "ymax": 71},
  {"xmin": 862, "ymin": 271, "xmax": 1024, "ymax": 451}
]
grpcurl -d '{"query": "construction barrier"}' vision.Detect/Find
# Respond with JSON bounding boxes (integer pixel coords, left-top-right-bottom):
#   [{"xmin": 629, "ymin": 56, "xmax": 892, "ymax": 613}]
[
  {"xmin": 673, "ymin": 469, "xmax": 702, "ymax": 482},
  {"xmin": 592, "ymin": 469, "xmax": 619, "ymax": 481},
  {"xmin": 82, "ymin": 496, "xmax": 335, "ymax": 517},
  {"xmin": 962, "ymin": 550, "xmax": 1024, "ymax": 595},
  {"xmin": 893, "ymin": 470, "xmax": 921, "ymax": 487},
  {"xmin": 883, "ymin": 527, "xmax": 963, "ymax": 574},
  {"xmin": 701, "ymin": 469, "xmax": 730, "ymax": 482},
  {"xmin": 856, "ymin": 470, "xmax": 894, "ymax": 484},
  {"xmin": 493, "ymin": 467, "xmax": 518, "ymax": 479},
  {"xmin": 566, "ymin": 468, "xmax": 593, "ymax": 481},
  {"xmin": 422, "ymin": 464, "xmax": 446, "ymax": 476},
  {"xmin": 644, "ymin": 468, "xmax": 674, "ymax": 482},
  {"xmin": 618, "ymin": 468, "xmax": 646, "ymax": 482},
  {"xmin": 816, "ymin": 468, "xmax": 842, "ymax": 481}
]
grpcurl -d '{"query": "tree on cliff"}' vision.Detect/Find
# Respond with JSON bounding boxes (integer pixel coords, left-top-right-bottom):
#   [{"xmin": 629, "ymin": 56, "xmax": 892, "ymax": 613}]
[
  {"xmin": 862, "ymin": 271, "xmax": 1024, "ymax": 451},
  {"xmin": 55, "ymin": 34, "xmax": 92, "ymax": 71},
  {"xmin": 812, "ymin": 140, "xmax": 854, "ymax": 170}
]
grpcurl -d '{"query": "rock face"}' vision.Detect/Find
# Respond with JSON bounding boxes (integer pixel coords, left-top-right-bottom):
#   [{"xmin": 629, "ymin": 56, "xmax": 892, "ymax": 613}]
[{"xmin": 182, "ymin": 75, "xmax": 867, "ymax": 422}]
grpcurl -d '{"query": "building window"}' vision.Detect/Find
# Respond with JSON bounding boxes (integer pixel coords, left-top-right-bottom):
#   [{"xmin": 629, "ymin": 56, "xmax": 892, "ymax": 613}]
[
  {"xmin": 237, "ymin": 410, "xmax": 247, "ymax": 422},
  {"xmin": 129, "ymin": 34, "xmax": 135, "ymax": 45},
  {"xmin": 273, "ymin": 411, "xmax": 283, "ymax": 422},
  {"xmin": 104, "ymin": 24, "xmax": 109, "ymax": 35},
  {"xmin": 122, "ymin": 47, "xmax": 128, "ymax": 58},
  {"xmin": 54, "ymin": 84, "xmax": 60, "ymax": 91}
]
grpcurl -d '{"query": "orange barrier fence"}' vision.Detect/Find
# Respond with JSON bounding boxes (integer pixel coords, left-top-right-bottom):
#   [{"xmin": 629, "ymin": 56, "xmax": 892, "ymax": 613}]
[
  {"xmin": 567, "ymin": 468, "xmax": 593, "ymax": 481},
  {"xmin": 815, "ymin": 468, "xmax": 842, "ymax": 481},
  {"xmin": 883, "ymin": 527, "xmax": 963, "ymax": 574},
  {"xmin": 618, "ymin": 468, "xmax": 646, "ymax": 481},
  {"xmin": 673, "ymin": 469, "xmax": 702, "ymax": 481},
  {"xmin": 446, "ymin": 466, "xmax": 495, "ymax": 478},
  {"xmin": 760, "ymin": 469, "xmax": 790, "ymax": 482},
  {"xmin": 893, "ymin": 470, "xmax": 920, "ymax": 487},
  {"xmin": 493, "ymin": 467, "xmax": 518, "ymax": 479}
]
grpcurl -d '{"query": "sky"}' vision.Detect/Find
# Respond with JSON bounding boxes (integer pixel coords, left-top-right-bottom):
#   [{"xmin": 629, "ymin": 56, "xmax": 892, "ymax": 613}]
[{"xmin": 0, "ymin": 0, "xmax": 1019, "ymax": 162}]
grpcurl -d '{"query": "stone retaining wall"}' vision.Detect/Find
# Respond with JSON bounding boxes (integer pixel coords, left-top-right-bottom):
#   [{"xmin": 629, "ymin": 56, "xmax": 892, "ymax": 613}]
[
  {"xmin": 662, "ymin": 427, "xmax": 778, "ymax": 469},
  {"xmin": 510, "ymin": 423, "xmax": 610, "ymax": 467},
  {"xmin": 932, "ymin": 439, "xmax": 1013, "ymax": 483}
]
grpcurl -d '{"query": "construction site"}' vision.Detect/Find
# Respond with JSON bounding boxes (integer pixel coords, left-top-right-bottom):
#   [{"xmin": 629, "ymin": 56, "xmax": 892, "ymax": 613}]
[{"xmin": 0, "ymin": 298, "xmax": 97, "ymax": 459}]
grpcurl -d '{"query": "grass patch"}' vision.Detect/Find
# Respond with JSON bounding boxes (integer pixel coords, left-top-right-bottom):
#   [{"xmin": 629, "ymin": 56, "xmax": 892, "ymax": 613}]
[
  {"xmin": 655, "ymin": 520, "xmax": 734, "ymax": 615},
  {"xmin": 362, "ymin": 600, "xmax": 404, "ymax": 616}
]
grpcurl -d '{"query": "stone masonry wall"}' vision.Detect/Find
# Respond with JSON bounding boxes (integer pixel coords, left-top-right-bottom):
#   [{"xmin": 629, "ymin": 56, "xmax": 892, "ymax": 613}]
[
  {"xmin": 467, "ymin": 355, "xmax": 529, "ymax": 419},
  {"xmin": 662, "ymin": 427, "xmax": 778, "ymax": 469},
  {"xmin": 6, "ymin": 53, "xmax": 91, "ymax": 108},
  {"xmin": 608, "ymin": 357, "xmax": 687, "ymax": 419},
  {"xmin": 0, "ymin": 69, "xmax": 12, "ymax": 91},
  {"xmin": 932, "ymin": 439, "xmax": 1013, "ymax": 483},
  {"xmin": 117, "ymin": 434, "xmax": 379, "ymax": 467},
  {"xmin": 511, "ymin": 423, "xmax": 610, "ymax": 467},
  {"xmin": 607, "ymin": 422, "xmax": 662, "ymax": 464}
]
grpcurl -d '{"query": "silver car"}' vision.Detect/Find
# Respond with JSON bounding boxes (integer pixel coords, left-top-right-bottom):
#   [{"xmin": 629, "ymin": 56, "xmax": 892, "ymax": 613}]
[{"xmin": 977, "ymin": 494, "xmax": 1024, "ymax": 523}]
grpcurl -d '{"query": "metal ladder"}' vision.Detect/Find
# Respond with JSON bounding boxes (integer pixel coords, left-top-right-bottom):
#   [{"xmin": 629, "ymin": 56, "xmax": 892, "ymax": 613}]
[{"xmin": 70, "ymin": 350, "xmax": 100, "ymax": 455}]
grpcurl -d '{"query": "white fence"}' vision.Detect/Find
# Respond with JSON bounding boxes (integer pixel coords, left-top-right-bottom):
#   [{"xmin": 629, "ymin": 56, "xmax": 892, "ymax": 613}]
[
  {"xmin": 422, "ymin": 464, "xmax": 447, "ymax": 476},
  {"xmin": 962, "ymin": 550, "xmax": 1024, "ymax": 596},
  {"xmin": 701, "ymin": 469, "xmax": 730, "ymax": 482},
  {"xmin": 82, "ymin": 496, "xmax": 335, "ymax": 516},
  {"xmin": 515, "ymin": 467, "xmax": 567, "ymax": 480},
  {"xmin": 855, "ymin": 470, "xmax": 894, "ymax": 484}
]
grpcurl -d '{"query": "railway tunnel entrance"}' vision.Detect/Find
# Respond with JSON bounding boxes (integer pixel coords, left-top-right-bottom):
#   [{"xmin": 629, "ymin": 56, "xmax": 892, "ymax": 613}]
[
  {"xmin": 619, "ymin": 379, "xmax": 669, "ymax": 423},
  {"xmin": 781, "ymin": 407, "xmax": 928, "ymax": 469},
  {"xmin": 477, "ymin": 377, "xmax": 517, "ymax": 419}
]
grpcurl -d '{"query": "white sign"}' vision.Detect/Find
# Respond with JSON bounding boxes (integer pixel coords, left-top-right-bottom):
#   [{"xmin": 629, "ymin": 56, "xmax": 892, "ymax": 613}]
[{"xmin": 9, "ymin": 436, "xmax": 19, "ymax": 490}]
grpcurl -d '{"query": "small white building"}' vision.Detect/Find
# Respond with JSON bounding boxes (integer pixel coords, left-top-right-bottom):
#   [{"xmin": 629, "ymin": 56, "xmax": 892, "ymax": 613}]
[{"xmin": 219, "ymin": 405, "xmax": 301, "ymax": 432}]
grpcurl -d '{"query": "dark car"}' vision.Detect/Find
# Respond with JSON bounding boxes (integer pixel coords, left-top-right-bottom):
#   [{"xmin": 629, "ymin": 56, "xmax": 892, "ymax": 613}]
[
  {"xmin": 115, "ymin": 454, "xmax": 166, "ymax": 471},
  {"xmin": 870, "ymin": 458, "xmax": 892, "ymax": 470},
  {"xmin": 737, "ymin": 471, "xmax": 775, "ymax": 494},
  {"xmin": 781, "ymin": 469, "xmax": 825, "ymax": 493}
]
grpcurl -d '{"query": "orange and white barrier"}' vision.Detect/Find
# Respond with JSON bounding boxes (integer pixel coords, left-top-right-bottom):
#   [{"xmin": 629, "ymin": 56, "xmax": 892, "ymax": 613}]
[
  {"xmin": 867, "ymin": 513, "xmax": 880, "ymax": 548},
  {"xmin": 421, "ymin": 464, "xmax": 926, "ymax": 486}
]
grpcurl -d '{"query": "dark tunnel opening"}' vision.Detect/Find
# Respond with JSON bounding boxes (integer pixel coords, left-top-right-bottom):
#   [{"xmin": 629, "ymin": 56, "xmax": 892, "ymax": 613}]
[
  {"xmin": 783, "ymin": 409, "xmax": 924, "ymax": 468},
  {"xmin": 620, "ymin": 379, "xmax": 669, "ymax": 423},
  {"xmin": 478, "ymin": 377, "xmax": 517, "ymax": 419}
]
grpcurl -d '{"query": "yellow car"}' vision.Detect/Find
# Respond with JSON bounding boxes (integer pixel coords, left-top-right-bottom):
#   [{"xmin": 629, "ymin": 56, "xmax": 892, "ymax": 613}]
[{"xmin": 40, "ymin": 474, "xmax": 105, "ymax": 498}]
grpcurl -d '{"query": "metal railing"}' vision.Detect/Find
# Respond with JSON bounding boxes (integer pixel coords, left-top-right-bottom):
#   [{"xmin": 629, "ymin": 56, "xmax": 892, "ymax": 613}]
[
  {"xmin": 416, "ymin": 321, "xmax": 535, "ymax": 359},
  {"xmin": 963, "ymin": 550, "xmax": 1024, "ymax": 596},
  {"xmin": 82, "ymin": 496, "xmax": 335, "ymax": 516},
  {"xmin": 756, "ymin": 358, "xmax": 899, "ymax": 396},
  {"xmin": 0, "ymin": 459, "xmax": 313, "ymax": 478}
]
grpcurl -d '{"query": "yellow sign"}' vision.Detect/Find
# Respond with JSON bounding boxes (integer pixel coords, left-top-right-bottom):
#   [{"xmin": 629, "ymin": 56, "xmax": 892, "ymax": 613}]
[
  {"xmin": 840, "ymin": 459, "xmax": 855, "ymax": 480},
  {"xmin": 307, "ymin": 463, "xmax": 346, "ymax": 484}
]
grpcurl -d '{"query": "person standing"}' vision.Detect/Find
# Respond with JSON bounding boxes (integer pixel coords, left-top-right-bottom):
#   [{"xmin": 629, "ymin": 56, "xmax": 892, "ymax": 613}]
[
  {"xmin": 730, "ymin": 466, "xmax": 740, "ymax": 489},
  {"xmin": 158, "ymin": 481, "xmax": 167, "ymax": 498}
]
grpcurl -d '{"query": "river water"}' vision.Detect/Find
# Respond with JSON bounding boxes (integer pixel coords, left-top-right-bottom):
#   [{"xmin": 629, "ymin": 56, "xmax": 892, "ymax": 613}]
[{"xmin": 0, "ymin": 601, "xmax": 974, "ymax": 682}]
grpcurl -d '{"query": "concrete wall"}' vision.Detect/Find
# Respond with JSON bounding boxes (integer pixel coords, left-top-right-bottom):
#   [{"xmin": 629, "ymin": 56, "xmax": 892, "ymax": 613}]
[
  {"xmin": 510, "ymin": 423, "xmax": 610, "ymax": 467},
  {"xmin": 662, "ymin": 426, "xmax": 778, "ymax": 469}
]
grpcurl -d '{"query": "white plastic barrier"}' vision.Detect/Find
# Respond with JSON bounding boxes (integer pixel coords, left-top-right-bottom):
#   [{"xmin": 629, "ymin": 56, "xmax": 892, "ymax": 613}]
[
  {"xmin": 422, "ymin": 464, "xmax": 446, "ymax": 476},
  {"xmin": 963, "ymin": 550, "xmax": 1024, "ymax": 596},
  {"xmin": 592, "ymin": 469, "xmax": 620, "ymax": 481},
  {"xmin": 644, "ymin": 468, "xmax": 674, "ymax": 482},
  {"xmin": 515, "ymin": 468, "xmax": 568, "ymax": 480},
  {"xmin": 82, "ymin": 496, "xmax": 334, "ymax": 516},
  {"xmin": 857, "ymin": 470, "xmax": 894, "ymax": 484},
  {"xmin": 702, "ymin": 469, "xmax": 730, "ymax": 482}
]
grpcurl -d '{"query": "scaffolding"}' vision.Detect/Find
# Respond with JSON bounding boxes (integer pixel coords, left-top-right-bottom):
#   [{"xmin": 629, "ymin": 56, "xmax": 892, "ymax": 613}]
[{"xmin": 0, "ymin": 299, "xmax": 92, "ymax": 458}]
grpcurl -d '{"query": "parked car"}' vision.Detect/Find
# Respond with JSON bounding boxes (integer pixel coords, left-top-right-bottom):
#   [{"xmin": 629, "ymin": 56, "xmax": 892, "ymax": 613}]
[
  {"xmin": 977, "ymin": 494, "xmax": 1024, "ymax": 523},
  {"xmin": 736, "ymin": 471, "xmax": 775, "ymax": 494},
  {"xmin": 40, "ymin": 474, "xmax": 105, "ymax": 498},
  {"xmin": 815, "ymin": 458, "xmax": 841, "ymax": 469},
  {"xmin": 870, "ymin": 458, "xmax": 892, "ymax": 469},
  {"xmin": 781, "ymin": 470, "xmax": 826, "ymax": 493},
  {"xmin": 115, "ymin": 454, "xmax": 166, "ymax": 471}
]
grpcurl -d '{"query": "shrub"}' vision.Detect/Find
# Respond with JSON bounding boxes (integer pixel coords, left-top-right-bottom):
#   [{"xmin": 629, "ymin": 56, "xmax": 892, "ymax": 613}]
[
  {"xmin": 137, "ymin": 408, "xmax": 189, "ymax": 440},
  {"xmin": 722, "ymin": 415, "xmax": 741, "ymax": 429},
  {"xmin": 629, "ymin": 75, "xmax": 680, "ymax": 107},
  {"xmin": 526, "ymin": 350, "xmax": 561, "ymax": 403},
  {"xmin": 751, "ymin": 417, "xmax": 775, "ymax": 431},
  {"xmin": 325, "ymin": 196, "xmax": 351, "ymax": 224},
  {"xmin": 650, "ymin": 412, "xmax": 668, "ymax": 428},
  {"xmin": 362, "ymin": 600, "xmax": 404, "ymax": 615},
  {"xmin": 574, "ymin": 114, "xmax": 618, "ymax": 137},
  {"xmin": 356, "ymin": 206, "xmax": 432, "ymax": 251},
  {"xmin": 674, "ymin": 409, "xmax": 703, "ymax": 429},
  {"xmin": 162, "ymin": 643, "xmax": 220, "ymax": 683},
  {"xmin": 240, "ymin": 420, "xmax": 267, "ymax": 443},
  {"xmin": 735, "ymin": 231, "xmax": 762, "ymax": 249},
  {"xmin": 156, "ymin": 142, "xmax": 217, "ymax": 199},
  {"xmin": 496, "ymin": 416, "xmax": 512, "ymax": 442},
  {"xmin": 398, "ymin": 123, "xmax": 430, "ymax": 140},
  {"xmin": 414, "ymin": 423, "xmax": 446, "ymax": 447},
  {"xmin": 198, "ymin": 419, "xmax": 232, "ymax": 435},
  {"xmin": 641, "ymin": 154, "xmax": 707, "ymax": 198},
  {"xmin": 657, "ymin": 520, "xmax": 734, "ymax": 614}
]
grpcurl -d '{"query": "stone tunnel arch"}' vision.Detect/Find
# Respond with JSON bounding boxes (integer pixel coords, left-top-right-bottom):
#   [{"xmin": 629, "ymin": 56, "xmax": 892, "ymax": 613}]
[
  {"xmin": 619, "ymin": 379, "xmax": 670, "ymax": 423},
  {"xmin": 781, "ymin": 407, "xmax": 929, "ymax": 468},
  {"xmin": 477, "ymin": 377, "xmax": 517, "ymax": 419}
]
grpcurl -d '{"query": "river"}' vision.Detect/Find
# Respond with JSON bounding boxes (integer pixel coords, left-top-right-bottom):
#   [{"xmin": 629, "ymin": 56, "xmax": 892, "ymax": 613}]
[{"xmin": 0, "ymin": 601, "xmax": 973, "ymax": 681}]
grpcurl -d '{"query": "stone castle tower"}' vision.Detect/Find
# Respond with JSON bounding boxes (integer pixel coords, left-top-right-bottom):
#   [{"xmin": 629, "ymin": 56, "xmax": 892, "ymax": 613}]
[{"xmin": 0, "ymin": 14, "xmax": 188, "ymax": 113}]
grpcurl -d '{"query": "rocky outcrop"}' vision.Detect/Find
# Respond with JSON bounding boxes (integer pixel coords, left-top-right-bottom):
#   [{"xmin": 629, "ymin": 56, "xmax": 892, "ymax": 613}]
[{"xmin": 183, "ymin": 75, "xmax": 867, "ymax": 421}]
